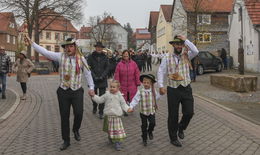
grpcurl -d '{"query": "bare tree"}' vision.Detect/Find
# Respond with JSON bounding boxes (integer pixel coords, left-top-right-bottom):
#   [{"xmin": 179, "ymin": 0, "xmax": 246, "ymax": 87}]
[
  {"xmin": 0, "ymin": 0, "xmax": 83, "ymax": 62},
  {"xmin": 88, "ymin": 12, "xmax": 118, "ymax": 49}
]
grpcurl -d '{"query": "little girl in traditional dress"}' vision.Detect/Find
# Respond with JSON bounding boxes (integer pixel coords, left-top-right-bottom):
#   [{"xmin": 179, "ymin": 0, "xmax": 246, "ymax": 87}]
[{"xmin": 91, "ymin": 80, "xmax": 132, "ymax": 151}]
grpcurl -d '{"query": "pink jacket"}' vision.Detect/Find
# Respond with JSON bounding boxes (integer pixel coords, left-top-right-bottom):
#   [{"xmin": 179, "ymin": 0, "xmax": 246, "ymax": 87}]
[{"xmin": 114, "ymin": 60, "xmax": 140, "ymax": 103}]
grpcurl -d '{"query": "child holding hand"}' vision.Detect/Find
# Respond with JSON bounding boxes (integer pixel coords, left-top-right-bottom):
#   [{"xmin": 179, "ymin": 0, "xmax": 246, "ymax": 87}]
[
  {"xmin": 91, "ymin": 80, "xmax": 132, "ymax": 151},
  {"xmin": 129, "ymin": 74, "xmax": 160, "ymax": 146}
]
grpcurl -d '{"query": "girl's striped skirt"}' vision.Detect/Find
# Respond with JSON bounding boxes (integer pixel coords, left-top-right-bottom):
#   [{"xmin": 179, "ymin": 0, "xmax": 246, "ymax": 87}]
[{"xmin": 103, "ymin": 116, "xmax": 126, "ymax": 142}]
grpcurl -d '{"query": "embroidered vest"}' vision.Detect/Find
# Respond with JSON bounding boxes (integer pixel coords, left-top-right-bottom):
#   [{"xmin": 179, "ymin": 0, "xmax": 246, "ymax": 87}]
[
  {"xmin": 166, "ymin": 53, "xmax": 191, "ymax": 88},
  {"xmin": 60, "ymin": 53, "xmax": 83, "ymax": 90},
  {"xmin": 139, "ymin": 89, "xmax": 155, "ymax": 116}
]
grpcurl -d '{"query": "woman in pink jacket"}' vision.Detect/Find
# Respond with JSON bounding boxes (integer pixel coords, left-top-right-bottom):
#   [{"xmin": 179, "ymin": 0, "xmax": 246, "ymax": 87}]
[{"xmin": 114, "ymin": 50, "xmax": 141, "ymax": 104}]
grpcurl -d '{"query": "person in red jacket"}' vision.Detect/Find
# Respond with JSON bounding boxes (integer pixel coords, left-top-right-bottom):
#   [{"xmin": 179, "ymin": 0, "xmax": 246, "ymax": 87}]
[{"xmin": 114, "ymin": 50, "xmax": 140, "ymax": 107}]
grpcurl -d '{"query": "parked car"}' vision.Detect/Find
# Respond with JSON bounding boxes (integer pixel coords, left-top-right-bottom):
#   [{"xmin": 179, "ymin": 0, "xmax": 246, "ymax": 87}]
[{"xmin": 196, "ymin": 51, "xmax": 223, "ymax": 75}]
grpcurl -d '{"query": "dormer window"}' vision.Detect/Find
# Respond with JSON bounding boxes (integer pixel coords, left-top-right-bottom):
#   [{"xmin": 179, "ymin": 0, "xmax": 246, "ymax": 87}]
[
  {"xmin": 9, "ymin": 22, "xmax": 15, "ymax": 28},
  {"xmin": 197, "ymin": 14, "xmax": 211, "ymax": 25}
]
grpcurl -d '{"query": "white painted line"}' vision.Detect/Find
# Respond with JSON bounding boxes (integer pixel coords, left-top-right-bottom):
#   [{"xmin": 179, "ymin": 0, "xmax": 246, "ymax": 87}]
[
  {"xmin": 0, "ymin": 88, "xmax": 21, "ymax": 120},
  {"xmin": 194, "ymin": 93, "xmax": 233, "ymax": 111}
]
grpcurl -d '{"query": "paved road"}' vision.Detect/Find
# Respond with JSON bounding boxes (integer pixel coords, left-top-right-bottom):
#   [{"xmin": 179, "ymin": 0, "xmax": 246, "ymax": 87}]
[{"xmin": 0, "ymin": 75, "xmax": 260, "ymax": 155}]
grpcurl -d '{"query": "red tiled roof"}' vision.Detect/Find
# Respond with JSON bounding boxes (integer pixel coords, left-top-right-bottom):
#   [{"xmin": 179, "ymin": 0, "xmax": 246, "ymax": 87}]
[
  {"xmin": 39, "ymin": 16, "xmax": 78, "ymax": 33},
  {"xmin": 181, "ymin": 0, "xmax": 234, "ymax": 13},
  {"xmin": 80, "ymin": 26, "xmax": 92, "ymax": 33},
  {"xmin": 100, "ymin": 16, "xmax": 120, "ymax": 25},
  {"xmin": 245, "ymin": 0, "xmax": 260, "ymax": 25},
  {"xmin": 135, "ymin": 28, "xmax": 151, "ymax": 40},
  {"xmin": 161, "ymin": 5, "xmax": 173, "ymax": 22},
  {"xmin": 79, "ymin": 26, "xmax": 92, "ymax": 39},
  {"xmin": 149, "ymin": 11, "xmax": 160, "ymax": 27},
  {"xmin": 0, "ymin": 12, "xmax": 16, "ymax": 33}
]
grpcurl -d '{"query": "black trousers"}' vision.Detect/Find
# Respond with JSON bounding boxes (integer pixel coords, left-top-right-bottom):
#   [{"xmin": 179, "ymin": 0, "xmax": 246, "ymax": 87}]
[
  {"xmin": 167, "ymin": 85, "xmax": 194, "ymax": 141},
  {"xmin": 57, "ymin": 87, "xmax": 84, "ymax": 142},
  {"xmin": 92, "ymin": 87, "xmax": 106, "ymax": 115},
  {"xmin": 147, "ymin": 62, "xmax": 152, "ymax": 71},
  {"xmin": 20, "ymin": 82, "xmax": 27, "ymax": 94},
  {"xmin": 140, "ymin": 113, "xmax": 156, "ymax": 141}
]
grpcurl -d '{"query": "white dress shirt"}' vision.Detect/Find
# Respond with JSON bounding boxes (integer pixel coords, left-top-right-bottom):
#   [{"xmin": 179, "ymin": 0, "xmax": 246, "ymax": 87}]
[
  {"xmin": 32, "ymin": 42, "xmax": 94, "ymax": 90},
  {"xmin": 157, "ymin": 39, "xmax": 199, "ymax": 88}
]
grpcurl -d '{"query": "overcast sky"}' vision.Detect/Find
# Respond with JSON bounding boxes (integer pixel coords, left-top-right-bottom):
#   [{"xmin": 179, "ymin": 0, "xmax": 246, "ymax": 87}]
[{"xmin": 83, "ymin": 0, "xmax": 173, "ymax": 29}]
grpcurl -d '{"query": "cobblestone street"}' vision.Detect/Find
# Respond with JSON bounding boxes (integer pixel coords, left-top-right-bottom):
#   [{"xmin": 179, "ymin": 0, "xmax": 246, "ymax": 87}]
[{"xmin": 0, "ymin": 74, "xmax": 260, "ymax": 155}]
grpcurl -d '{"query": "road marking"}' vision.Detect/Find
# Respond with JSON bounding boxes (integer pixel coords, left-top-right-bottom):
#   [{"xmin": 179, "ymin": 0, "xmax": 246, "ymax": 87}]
[
  {"xmin": 0, "ymin": 88, "xmax": 21, "ymax": 120},
  {"xmin": 194, "ymin": 93, "xmax": 233, "ymax": 111}
]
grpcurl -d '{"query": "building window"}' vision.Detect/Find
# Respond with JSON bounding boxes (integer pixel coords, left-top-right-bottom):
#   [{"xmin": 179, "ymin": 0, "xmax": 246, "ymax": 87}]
[
  {"xmin": 7, "ymin": 34, "xmax": 10, "ymax": 43},
  {"xmin": 55, "ymin": 33, "xmax": 60, "ymax": 40},
  {"xmin": 46, "ymin": 45, "xmax": 51, "ymax": 51},
  {"xmin": 13, "ymin": 36, "xmax": 16, "ymax": 44},
  {"xmin": 55, "ymin": 45, "xmax": 60, "ymax": 52},
  {"xmin": 197, "ymin": 15, "xmax": 211, "ymax": 24},
  {"xmin": 9, "ymin": 23, "xmax": 15, "ymax": 28},
  {"xmin": 46, "ymin": 32, "xmax": 51, "ymax": 40},
  {"xmin": 198, "ymin": 33, "xmax": 211, "ymax": 43},
  {"xmin": 157, "ymin": 27, "xmax": 165, "ymax": 38},
  {"xmin": 118, "ymin": 34, "xmax": 122, "ymax": 39},
  {"xmin": 63, "ymin": 33, "xmax": 68, "ymax": 40},
  {"xmin": 118, "ymin": 44, "xmax": 122, "ymax": 50},
  {"xmin": 71, "ymin": 34, "xmax": 75, "ymax": 39},
  {"xmin": 40, "ymin": 33, "xmax": 43, "ymax": 40},
  {"xmin": 159, "ymin": 15, "xmax": 164, "ymax": 23}
]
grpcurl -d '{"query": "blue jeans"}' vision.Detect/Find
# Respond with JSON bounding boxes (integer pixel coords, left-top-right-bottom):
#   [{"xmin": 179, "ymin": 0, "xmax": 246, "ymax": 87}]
[
  {"xmin": 0, "ymin": 73, "xmax": 7, "ymax": 94},
  {"xmin": 190, "ymin": 69, "xmax": 196, "ymax": 81}
]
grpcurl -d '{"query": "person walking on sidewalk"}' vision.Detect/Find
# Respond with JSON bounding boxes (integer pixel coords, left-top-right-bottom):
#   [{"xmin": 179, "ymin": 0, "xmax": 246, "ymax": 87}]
[
  {"xmin": 146, "ymin": 52, "xmax": 152, "ymax": 71},
  {"xmin": 24, "ymin": 36, "xmax": 95, "ymax": 151},
  {"xmin": 0, "ymin": 46, "xmax": 12, "ymax": 99},
  {"xmin": 87, "ymin": 42, "xmax": 110, "ymax": 119},
  {"xmin": 157, "ymin": 35, "xmax": 199, "ymax": 147},
  {"xmin": 220, "ymin": 48, "xmax": 227, "ymax": 70},
  {"xmin": 90, "ymin": 80, "xmax": 132, "ymax": 151},
  {"xmin": 129, "ymin": 74, "xmax": 160, "ymax": 146},
  {"xmin": 12, "ymin": 51, "xmax": 34, "ymax": 100}
]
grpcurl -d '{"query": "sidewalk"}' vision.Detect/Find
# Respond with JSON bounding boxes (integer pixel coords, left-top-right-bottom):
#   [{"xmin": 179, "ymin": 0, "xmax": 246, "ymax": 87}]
[{"xmin": 191, "ymin": 69, "xmax": 260, "ymax": 125}]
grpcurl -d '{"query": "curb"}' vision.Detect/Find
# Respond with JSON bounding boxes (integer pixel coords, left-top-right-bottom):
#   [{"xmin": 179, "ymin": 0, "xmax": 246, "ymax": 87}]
[
  {"xmin": 194, "ymin": 93, "xmax": 260, "ymax": 126},
  {"xmin": 0, "ymin": 88, "xmax": 20, "ymax": 121}
]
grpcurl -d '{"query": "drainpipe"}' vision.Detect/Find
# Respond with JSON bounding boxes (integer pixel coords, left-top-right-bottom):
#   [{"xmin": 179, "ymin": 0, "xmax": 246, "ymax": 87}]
[
  {"xmin": 256, "ymin": 28, "xmax": 260, "ymax": 61},
  {"xmin": 255, "ymin": 28, "xmax": 260, "ymax": 72}
]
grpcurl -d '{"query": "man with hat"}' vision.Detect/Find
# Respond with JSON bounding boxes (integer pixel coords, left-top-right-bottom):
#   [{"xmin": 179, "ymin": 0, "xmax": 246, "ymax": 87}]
[
  {"xmin": 87, "ymin": 41, "xmax": 110, "ymax": 119},
  {"xmin": 12, "ymin": 50, "xmax": 34, "ymax": 100},
  {"xmin": 157, "ymin": 35, "xmax": 199, "ymax": 147},
  {"xmin": 0, "ymin": 46, "xmax": 12, "ymax": 99},
  {"xmin": 24, "ymin": 36, "xmax": 95, "ymax": 150}
]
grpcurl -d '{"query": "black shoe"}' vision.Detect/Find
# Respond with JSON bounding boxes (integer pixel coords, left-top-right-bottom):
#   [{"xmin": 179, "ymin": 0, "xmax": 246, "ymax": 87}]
[
  {"xmin": 143, "ymin": 140, "xmax": 147, "ymax": 146},
  {"xmin": 115, "ymin": 142, "xmax": 121, "ymax": 151},
  {"xmin": 60, "ymin": 141, "xmax": 70, "ymax": 150},
  {"xmin": 99, "ymin": 114, "xmax": 104, "ymax": 119},
  {"xmin": 171, "ymin": 140, "xmax": 182, "ymax": 147},
  {"xmin": 74, "ymin": 131, "xmax": 81, "ymax": 141},
  {"xmin": 148, "ymin": 132, "xmax": 153, "ymax": 140},
  {"xmin": 2, "ymin": 94, "xmax": 6, "ymax": 99},
  {"xmin": 178, "ymin": 130, "xmax": 184, "ymax": 139},
  {"xmin": 108, "ymin": 136, "xmax": 113, "ymax": 144},
  {"xmin": 92, "ymin": 109, "xmax": 97, "ymax": 114}
]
